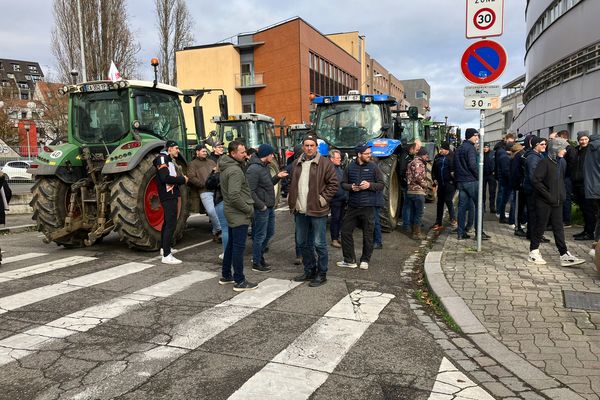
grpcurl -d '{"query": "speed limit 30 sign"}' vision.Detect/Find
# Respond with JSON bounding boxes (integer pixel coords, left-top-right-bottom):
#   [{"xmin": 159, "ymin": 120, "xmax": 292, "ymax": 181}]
[{"xmin": 466, "ymin": 0, "xmax": 504, "ymax": 39}]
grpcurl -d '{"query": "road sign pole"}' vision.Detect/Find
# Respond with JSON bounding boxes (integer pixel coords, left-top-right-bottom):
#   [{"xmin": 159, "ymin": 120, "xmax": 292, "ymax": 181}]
[{"xmin": 477, "ymin": 109, "xmax": 485, "ymax": 252}]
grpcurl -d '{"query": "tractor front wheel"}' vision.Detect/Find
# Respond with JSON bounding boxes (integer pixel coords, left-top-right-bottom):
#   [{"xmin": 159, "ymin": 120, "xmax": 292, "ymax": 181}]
[
  {"xmin": 376, "ymin": 156, "xmax": 400, "ymax": 232},
  {"xmin": 110, "ymin": 154, "xmax": 190, "ymax": 251}
]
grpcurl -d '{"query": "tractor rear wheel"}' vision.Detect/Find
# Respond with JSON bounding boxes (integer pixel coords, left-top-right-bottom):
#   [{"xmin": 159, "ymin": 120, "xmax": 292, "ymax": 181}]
[
  {"xmin": 110, "ymin": 154, "xmax": 190, "ymax": 251},
  {"xmin": 376, "ymin": 156, "xmax": 400, "ymax": 232},
  {"xmin": 30, "ymin": 177, "xmax": 87, "ymax": 248}
]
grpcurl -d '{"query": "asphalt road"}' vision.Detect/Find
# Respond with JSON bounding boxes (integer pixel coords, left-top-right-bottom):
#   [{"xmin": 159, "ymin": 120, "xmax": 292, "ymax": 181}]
[{"xmin": 0, "ymin": 204, "xmax": 497, "ymax": 400}]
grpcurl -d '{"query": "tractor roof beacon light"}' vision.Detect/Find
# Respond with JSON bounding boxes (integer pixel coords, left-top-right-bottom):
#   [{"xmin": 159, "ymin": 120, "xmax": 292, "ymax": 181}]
[{"xmin": 151, "ymin": 58, "xmax": 159, "ymax": 88}]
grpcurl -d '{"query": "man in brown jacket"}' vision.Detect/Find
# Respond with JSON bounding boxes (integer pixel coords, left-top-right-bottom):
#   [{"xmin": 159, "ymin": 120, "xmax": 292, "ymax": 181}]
[
  {"xmin": 188, "ymin": 144, "xmax": 221, "ymax": 241},
  {"xmin": 288, "ymin": 134, "xmax": 338, "ymax": 287}
]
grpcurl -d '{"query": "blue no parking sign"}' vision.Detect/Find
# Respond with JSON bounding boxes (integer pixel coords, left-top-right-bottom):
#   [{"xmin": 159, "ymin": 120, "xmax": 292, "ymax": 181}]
[{"xmin": 460, "ymin": 40, "xmax": 507, "ymax": 84}]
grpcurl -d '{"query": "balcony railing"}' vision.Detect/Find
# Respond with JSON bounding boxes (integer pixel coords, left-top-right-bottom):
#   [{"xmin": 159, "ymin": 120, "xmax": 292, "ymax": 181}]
[{"xmin": 235, "ymin": 73, "xmax": 265, "ymax": 89}]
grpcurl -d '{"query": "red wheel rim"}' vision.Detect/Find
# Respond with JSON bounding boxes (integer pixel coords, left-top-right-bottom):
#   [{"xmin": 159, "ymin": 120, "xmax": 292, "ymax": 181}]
[{"xmin": 144, "ymin": 179, "xmax": 164, "ymax": 230}]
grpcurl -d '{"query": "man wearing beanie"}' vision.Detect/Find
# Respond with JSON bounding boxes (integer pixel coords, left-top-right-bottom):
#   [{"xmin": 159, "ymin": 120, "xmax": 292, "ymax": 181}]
[
  {"xmin": 529, "ymin": 138, "xmax": 585, "ymax": 267},
  {"xmin": 288, "ymin": 134, "xmax": 338, "ymax": 287},
  {"xmin": 245, "ymin": 144, "xmax": 288, "ymax": 272},
  {"xmin": 455, "ymin": 128, "xmax": 491, "ymax": 241}
]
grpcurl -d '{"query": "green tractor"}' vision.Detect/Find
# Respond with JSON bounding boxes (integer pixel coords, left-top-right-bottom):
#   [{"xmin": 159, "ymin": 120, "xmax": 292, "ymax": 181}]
[{"xmin": 28, "ymin": 60, "xmax": 227, "ymax": 250}]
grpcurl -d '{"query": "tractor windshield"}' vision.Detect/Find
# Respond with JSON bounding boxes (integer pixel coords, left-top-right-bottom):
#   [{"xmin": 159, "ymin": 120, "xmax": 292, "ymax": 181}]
[
  {"xmin": 400, "ymin": 119, "xmax": 425, "ymax": 143},
  {"xmin": 133, "ymin": 90, "xmax": 184, "ymax": 142},
  {"xmin": 314, "ymin": 103, "xmax": 383, "ymax": 148},
  {"xmin": 218, "ymin": 120, "xmax": 276, "ymax": 150},
  {"xmin": 72, "ymin": 90, "xmax": 129, "ymax": 144}
]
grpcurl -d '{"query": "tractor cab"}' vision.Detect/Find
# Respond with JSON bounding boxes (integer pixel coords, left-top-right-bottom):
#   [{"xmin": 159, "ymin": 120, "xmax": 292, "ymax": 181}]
[{"xmin": 211, "ymin": 113, "xmax": 277, "ymax": 152}]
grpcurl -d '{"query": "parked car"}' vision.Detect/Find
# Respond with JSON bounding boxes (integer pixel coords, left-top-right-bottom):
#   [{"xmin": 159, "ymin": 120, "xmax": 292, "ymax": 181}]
[{"xmin": 1, "ymin": 160, "xmax": 32, "ymax": 181}]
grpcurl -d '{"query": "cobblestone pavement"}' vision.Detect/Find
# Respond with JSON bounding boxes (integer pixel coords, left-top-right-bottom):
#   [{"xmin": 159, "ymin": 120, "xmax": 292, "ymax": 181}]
[{"xmin": 440, "ymin": 219, "xmax": 600, "ymax": 400}]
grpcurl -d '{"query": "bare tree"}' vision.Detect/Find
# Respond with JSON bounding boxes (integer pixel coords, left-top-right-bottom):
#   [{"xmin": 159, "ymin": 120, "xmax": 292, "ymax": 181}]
[
  {"xmin": 155, "ymin": 0, "xmax": 194, "ymax": 86},
  {"xmin": 52, "ymin": 0, "xmax": 141, "ymax": 83}
]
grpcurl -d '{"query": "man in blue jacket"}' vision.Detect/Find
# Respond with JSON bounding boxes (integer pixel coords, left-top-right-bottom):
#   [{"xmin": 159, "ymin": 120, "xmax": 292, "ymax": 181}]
[
  {"xmin": 455, "ymin": 128, "xmax": 491, "ymax": 241},
  {"xmin": 337, "ymin": 144, "xmax": 384, "ymax": 270}
]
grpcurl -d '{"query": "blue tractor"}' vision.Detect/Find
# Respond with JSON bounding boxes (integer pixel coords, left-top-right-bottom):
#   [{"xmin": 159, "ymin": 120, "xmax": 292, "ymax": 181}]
[{"xmin": 312, "ymin": 91, "xmax": 420, "ymax": 231}]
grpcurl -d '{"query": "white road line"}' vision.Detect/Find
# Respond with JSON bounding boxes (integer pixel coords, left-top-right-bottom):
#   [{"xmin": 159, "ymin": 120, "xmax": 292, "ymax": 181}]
[
  {"xmin": 0, "ymin": 262, "xmax": 154, "ymax": 315},
  {"xmin": 228, "ymin": 290, "xmax": 394, "ymax": 400},
  {"xmin": 427, "ymin": 357, "xmax": 495, "ymax": 400},
  {"xmin": 0, "ymin": 253, "xmax": 48, "ymax": 265},
  {"xmin": 0, "ymin": 270, "xmax": 215, "ymax": 367},
  {"xmin": 59, "ymin": 278, "xmax": 300, "ymax": 400},
  {"xmin": 0, "ymin": 256, "xmax": 96, "ymax": 283}
]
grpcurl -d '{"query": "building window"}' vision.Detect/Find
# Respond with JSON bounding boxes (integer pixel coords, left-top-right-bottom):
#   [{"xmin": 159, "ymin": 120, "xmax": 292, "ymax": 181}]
[
  {"xmin": 6, "ymin": 73, "xmax": 14, "ymax": 79},
  {"xmin": 28, "ymin": 65, "xmax": 38, "ymax": 72},
  {"xmin": 242, "ymin": 103, "xmax": 254, "ymax": 113},
  {"xmin": 12, "ymin": 64, "xmax": 21, "ymax": 71},
  {"xmin": 416, "ymin": 90, "xmax": 428, "ymax": 100},
  {"xmin": 25, "ymin": 75, "xmax": 32, "ymax": 81}
]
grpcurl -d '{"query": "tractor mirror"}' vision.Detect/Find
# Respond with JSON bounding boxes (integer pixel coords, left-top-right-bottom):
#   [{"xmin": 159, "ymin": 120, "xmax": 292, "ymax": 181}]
[
  {"xmin": 183, "ymin": 95, "xmax": 192, "ymax": 104},
  {"xmin": 408, "ymin": 106, "xmax": 419, "ymax": 119},
  {"xmin": 219, "ymin": 95, "xmax": 229, "ymax": 119}
]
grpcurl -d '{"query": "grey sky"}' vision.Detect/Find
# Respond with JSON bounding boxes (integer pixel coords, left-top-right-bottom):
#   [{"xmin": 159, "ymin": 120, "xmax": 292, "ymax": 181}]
[{"xmin": 0, "ymin": 0, "xmax": 526, "ymax": 129}]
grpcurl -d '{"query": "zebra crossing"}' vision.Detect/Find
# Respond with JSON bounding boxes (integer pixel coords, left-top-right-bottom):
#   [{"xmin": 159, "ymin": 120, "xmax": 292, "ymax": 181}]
[{"xmin": 0, "ymin": 251, "xmax": 492, "ymax": 400}]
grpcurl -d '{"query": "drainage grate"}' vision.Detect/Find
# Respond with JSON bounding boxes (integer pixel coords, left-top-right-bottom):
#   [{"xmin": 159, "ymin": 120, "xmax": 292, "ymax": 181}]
[{"xmin": 563, "ymin": 290, "xmax": 600, "ymax": 311}]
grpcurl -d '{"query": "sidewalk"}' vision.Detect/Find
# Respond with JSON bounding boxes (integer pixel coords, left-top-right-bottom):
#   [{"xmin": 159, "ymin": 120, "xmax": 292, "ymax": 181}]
[{"xmin": 427, "ymin": 219, "xmax": 600, "ymax": 400}]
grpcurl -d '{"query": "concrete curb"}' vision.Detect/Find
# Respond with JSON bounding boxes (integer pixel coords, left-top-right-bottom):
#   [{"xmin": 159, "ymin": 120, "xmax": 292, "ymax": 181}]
[{"xmin": 424, "ymin": 242, "xmax": 586, "ymax": 400}]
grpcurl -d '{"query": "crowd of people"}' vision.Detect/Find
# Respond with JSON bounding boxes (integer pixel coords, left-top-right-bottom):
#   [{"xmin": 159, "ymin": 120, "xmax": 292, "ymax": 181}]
[{"xmin": 153, "ymin": 128, "xmax": 599, "ymax": 291}]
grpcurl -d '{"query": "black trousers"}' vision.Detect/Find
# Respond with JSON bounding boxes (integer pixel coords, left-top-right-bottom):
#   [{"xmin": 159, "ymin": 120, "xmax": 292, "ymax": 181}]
[
  {"xmin": 341, "ymin": 206, "xmax": 375, "ymax": 263},
  {"xmin": 530, "ymin": 201, "xmax": 567, "ymax": 255},
  {"xmin": 482, "ymin": 174, "xmax": 497, "ymax": 211},
  {"xmin": 525, "ymin": 189, "xmax": 538, "ymax": 238},
  {"xmin": 161, "ymin": 198, "xmax": 178, "ymax": 256},
  {"xmin": 573, "ymin": 184, "xmax": 596, "ymax": 235},
  {"xmin": 514, "ymin": 188, "xmax": 527, "ymax": 226},
  {"xmin": 435, "ymin": 183, "xmax": 455, "ymax": 225}
]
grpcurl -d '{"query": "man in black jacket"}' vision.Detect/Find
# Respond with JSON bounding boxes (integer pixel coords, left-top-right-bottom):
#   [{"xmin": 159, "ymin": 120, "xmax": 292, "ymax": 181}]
[
  {"xmin": 528, "ymin": 138, "xmax": 584, "ymax": 267},
  {"xmin": 482, "ymin": 143, "xmax": 496, "ymax": 214},
  {"xmin": 328, "ymin": 149, "xmax": 347, "ymax": 248},
  {"xmin": 0, "ymin": 171, "xmax": 11, "ymax": 266},
  {"xmin": 245, "ymin": 144, "xmax": 288, "ymax": 272},
  {"xmin": 337, "ymin": 144, "xmax": 384, "ymax": 270},
  {"xmin": 572, "ymin": 131, "xmax": 595, "ymax": 240},
  {"xmin": 432, "ymin": 142, "xmax": 455, "ymax": 230},
  {"xmin": 153, "ymin": 140, "xmax": 188, "ymax": 265}
]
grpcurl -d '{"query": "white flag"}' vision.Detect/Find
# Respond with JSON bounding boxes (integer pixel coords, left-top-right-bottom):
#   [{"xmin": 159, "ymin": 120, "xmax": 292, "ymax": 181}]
[{"xmin": 108, "ymin": 61, "xmax": 122, "ymax": 82}]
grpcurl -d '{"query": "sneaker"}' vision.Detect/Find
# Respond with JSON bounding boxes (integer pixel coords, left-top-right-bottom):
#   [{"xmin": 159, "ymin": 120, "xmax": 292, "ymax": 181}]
[
  {"xmin": 373, "ymin": 243, "xmax": 383, "ymax": 249},
  {"xmin": 589, "ymin": 248, "xmax": 596, "ymax": 258},
  {"xmin": 294, "ymin": 257, "xmax": 302, "ymax": 265},
  {"xmin": 432, "ymin": 224, "xmax": 444, "ymax": 231},
  {"xmin": 337, "ymin": 260, "xmax": 358, "ymax": 268},
  {"xmin": 514, "ymin": 229, "xmax": 527, "ymax": 237},
  {"xmin": 219, "ymin": 277, "xmax": 235, "ymax": 285},
  {"xmin": 331, "ymin": 239, "xmax": 342, "ymax": 248},
  {"xmin": 509, "ymin": 224, "xmax": 516, "ymax": 230},
  {"xmin": 233, "ymin": 280, "xmax": 258, "ymax": 291},
  {"xmin": 161, "ymin": 254, "xmax": 182, "ymax": 265},
  {"xmin": 218, "ymin": 253, "xmax": 224, "ymax": 260},
  {"xmin": 574, "ymin": 233, "xmax": 594, "ymax": 241},
  {"xmin": 457, "ymin": 233, "xmax": 470, "ymax": 240},
  {"xmin": 481, "ymin": 232, "xmax": 491, "ymax": 240},
  {"xmin": 528, "ymin": 249, "xmax": 546, "ymax": 265},
  {"xmin": 260, "ymin": 257, "xmax": 270, "ymax": 268},
  {"xmin": 359, "ymin": 261, "xmax": 369, "ymax": 270},
  {"xmin": 293, "ymin": 272, "xmax": 315, "ymax": 282},
  {"xmin": 560, "ymin": 252, "xmax": 585, "ymax": 267},
  {"xmin": 252, "ymin": 263, "xmax": 271, "ymax": 272},
  {"xmin": 159, "ymin": 248, "xmax": 177, "ymax": 256},
  {"xmin": 564, "ymin": 224, "xmax": 572, "ymax": 228},
  {"xmin": 450, "ymin": 219, "xmax": 458, "ymax": 228},
  {"xmin": 308, "ymin": 274, "xmax": 327, "ymax": 287}
]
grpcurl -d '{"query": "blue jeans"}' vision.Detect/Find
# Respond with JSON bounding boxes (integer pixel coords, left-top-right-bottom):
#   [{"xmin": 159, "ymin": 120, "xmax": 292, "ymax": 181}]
[
  {"xmin": 498, "ymin": 185, "xmax": 512, "ymax": 219},
  {"xmin": 222, "ymin": 224, "xmax": 248, "ymax": 284},
  {"xmin": 495, "ymin": 183, "xmax": 503, "ymax": 215},
  {"xmin": 200, "ymin": 192, "xmax": 221, "ymax": 234},
  {"xmin": 401, "ymin": 189, "xmax": 412, "ymax": 229},
  {"xmin": 373, "ymin": 207, "xmax": 382, "ymax": 245},
  {"xmin": 252, "ymin": 207, "xmax": 275, "ymax": 264},
  {"xmin": 215, "ymin": 201, "xmax": 228, "ymax": 253},
  {"xmin": 295, "ymin": 213, "xmax": 328, "ymax": 275},
  {"xmin": 457, "ymin": 181, "xmax": 479, "ymax": 237},
  {"xmin": 406, "ymin": 194, "xmax": 425, "ymax": 227}
]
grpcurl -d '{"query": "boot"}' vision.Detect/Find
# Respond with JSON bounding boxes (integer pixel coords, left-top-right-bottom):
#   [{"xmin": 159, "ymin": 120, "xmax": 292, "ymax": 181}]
[
  {"xmin": 309, "ymin": 273, "xmax": 327, "ymax": 287},
  {"xmin": 412, "ymin": 225, "xmax": 426, "ymax": 240}
]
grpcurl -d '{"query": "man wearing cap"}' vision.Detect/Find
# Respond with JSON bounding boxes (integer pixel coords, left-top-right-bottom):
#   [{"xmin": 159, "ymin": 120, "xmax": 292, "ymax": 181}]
[
  {"xmin": 405, "ymin": 147, "xmax": 430, "ymax": 240},
  {"xmin": 337, "ymin": 144, "xmax": 384, "ymax": 269},
  {"xmin": 246, "ymin": 143, "xmax": 288, "ymax": 272},
  {"xmin": 455, "ymin": 128, "xmax": 491, "ymax": 241},
  {"xmin": 188, "ymin": 144, "xmax": 221, "ymax": 242},
  {"xmin": 528, "ymin": 138, "xmax": 585, "ymax": 267},
  {"xmin": 288, "ymin": 134, "xmax": 338, "ymax": 287},
  {"xmin": 209, "ymin": 141, "xmax": 225, "ymax": 164},
  {"xmin": 153, "ymin": 140, "xmax": 189, "ymax": 264},
  {"xmin": 432, "ymin": 142, "xmax": 456, "ymax": 231}
]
